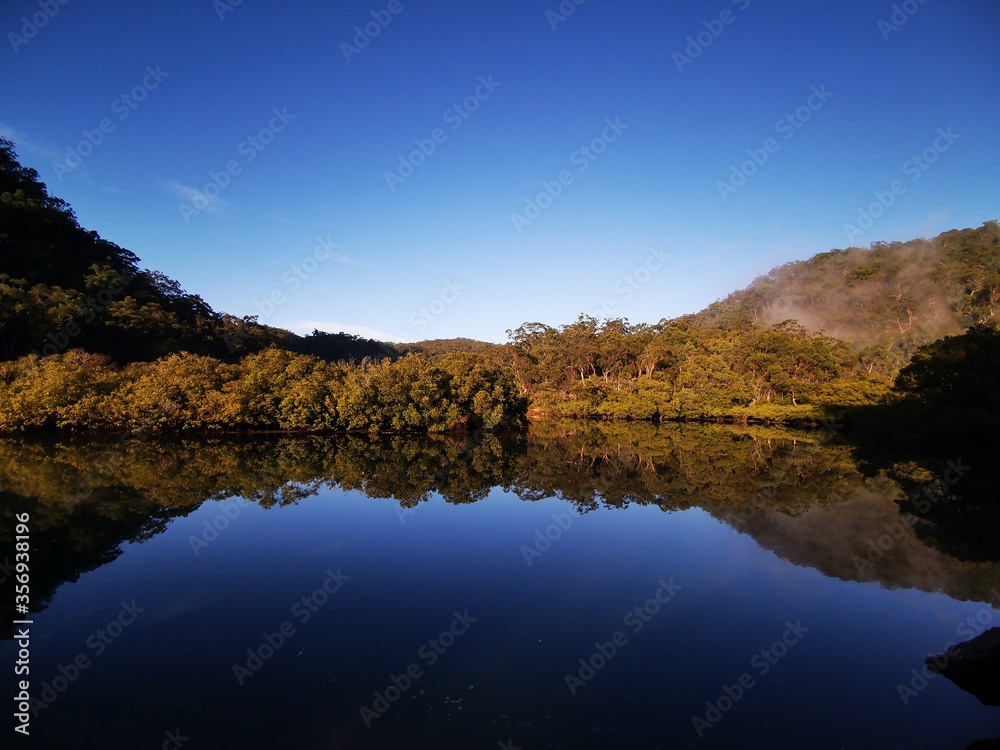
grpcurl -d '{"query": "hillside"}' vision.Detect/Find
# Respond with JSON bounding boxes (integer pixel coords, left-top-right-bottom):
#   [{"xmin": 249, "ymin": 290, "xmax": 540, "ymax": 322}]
[
  {"xmin": 397, "ymin": 338, "xmax": 497, "ymax": 358},
  {"xmin": 500, "ymin": 225, "xmax": 998, "ymax": 422},
  {"xmin": 0, "ymin": 138, "xmax": 397, "ymax": 364},
  {"xmin": 694, "ymin": 223, "xmax": 1000, "ymax": 367}
]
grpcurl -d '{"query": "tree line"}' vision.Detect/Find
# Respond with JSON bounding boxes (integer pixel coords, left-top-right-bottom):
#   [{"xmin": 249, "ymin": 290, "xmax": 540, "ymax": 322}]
[
  {"xmin": 502, "ymin": 316, "xmax": 890, "ymax": 423},
  {"xmin": 0, "ymin": 349, "xmax": 525, "ymax": 433}
]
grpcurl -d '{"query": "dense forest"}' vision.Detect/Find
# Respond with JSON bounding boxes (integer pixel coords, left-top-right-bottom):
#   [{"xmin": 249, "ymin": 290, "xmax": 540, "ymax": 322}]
[
  {"xmin": 0, "ymin": 348, "xmax": 526, "ymax": 432},
  {"xmin": 1, "ymin": 136, "xmax": 997, "ymax": 432}
]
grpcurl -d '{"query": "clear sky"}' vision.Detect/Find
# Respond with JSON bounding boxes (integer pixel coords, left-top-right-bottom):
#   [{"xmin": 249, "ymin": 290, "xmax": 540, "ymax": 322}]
[{"xmin": 2, "ymin": 0, "xmax": 998, "ymax": 343}]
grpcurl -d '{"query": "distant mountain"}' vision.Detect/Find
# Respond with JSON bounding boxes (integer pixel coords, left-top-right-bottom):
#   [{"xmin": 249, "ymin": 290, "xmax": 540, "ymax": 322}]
[
  {"xmin": 398, "ymin": 338, "xmax": 496, "ymax": 358},
  {"xmin": 694, "ymin": 223, "xmax": 1000, "ymax": 365}
]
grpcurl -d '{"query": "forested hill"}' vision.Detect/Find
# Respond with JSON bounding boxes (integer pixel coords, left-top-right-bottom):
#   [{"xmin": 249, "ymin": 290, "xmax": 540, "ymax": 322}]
[
  {"xmin": 0, "ymin": 138, "xmax": 395, "ymax": 364},
  {"xmin": 501, "ymin": 226, "xmax": 998, "ymax": 422},
  {"xmin": 397, "ymin": 338, "xmax": 497, "ymax": 358},
  {"xmin": 2, "ymin": 135, "xmax": 998, "ymax": 430},
  {"xmin": 694, "ymin": 222, "xmax": 1000, "ymax": 362}
]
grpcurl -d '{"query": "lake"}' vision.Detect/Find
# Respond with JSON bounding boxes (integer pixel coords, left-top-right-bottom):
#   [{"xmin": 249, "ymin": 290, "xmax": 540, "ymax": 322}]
[{"xmin": 1, "ymin": 422, "xmax": 997, "ymax": 749}]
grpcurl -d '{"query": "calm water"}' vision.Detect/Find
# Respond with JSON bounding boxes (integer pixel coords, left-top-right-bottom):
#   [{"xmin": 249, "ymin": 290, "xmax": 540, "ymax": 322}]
[{"xmin": 1, "ymin": 423, "xmax": 997, "ymax": 749}]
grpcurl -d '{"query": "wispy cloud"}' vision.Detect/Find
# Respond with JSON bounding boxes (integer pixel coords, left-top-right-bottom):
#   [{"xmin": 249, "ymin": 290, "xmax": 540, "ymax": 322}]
[
  {"xmin": 161, "ymin": 178, "xmax": 231, "ymax": 217},
  {"xmin": 87, "ymin": 180, "xmax": 124, "ymax": 195},
  {"xmin": 328, "ymin": 250, "xmax": 361, "ymax": 267},
  {"xmin": 0, "ymin": 123, "xmax": 124, "ymax": 192},
  {"xmin": 0, "ymin": 123, "xmax": 61, "ymax": 163},
  {"xmin": 918, "ymin": 210, "xmax": 949, "ymax": 238}
]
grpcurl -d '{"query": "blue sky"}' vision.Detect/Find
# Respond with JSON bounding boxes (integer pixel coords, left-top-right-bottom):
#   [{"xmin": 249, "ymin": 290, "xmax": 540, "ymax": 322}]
[{"xmin": 2, "ymin": 0, "xmax": 998, "ymax": 343}]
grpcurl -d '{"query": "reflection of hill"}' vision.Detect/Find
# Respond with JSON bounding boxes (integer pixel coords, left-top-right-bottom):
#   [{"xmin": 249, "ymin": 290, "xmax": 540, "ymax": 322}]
[
  {"xmin": 519, "ymin": 420, "xmax": 861, "ymax": 513},
  {"xmin": 521, "ymin": 422, "xmax": 1000, "ymax": 604},
  {"xmin": 717, "ymin": 491, "xmax": 1000, "ymax": 604},
  {"xmin": 847, "ymin": 438, "xmax": 1000, "ymax": 565},
  {"xmin": 2, "ymin": 422, "xmax": 998, "ymax": 636},
  {"xmin": 838, "ymin": 325, "xmax": 1000, "ymax": 563},
  {"xmin": 929, "ymin": 626, "xmax": 1000, "ymax": 707},
  {"xmin": 0, "ymin": 487, "xmax": 193, "ymax": 639},
  {"xmin": 0, "ymin": 432, "xmax": 526, "ymax": 632}
]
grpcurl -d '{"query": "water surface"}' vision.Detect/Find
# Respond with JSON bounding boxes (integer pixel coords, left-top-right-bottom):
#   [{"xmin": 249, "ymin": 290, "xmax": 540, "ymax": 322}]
[{"xmin": 1, "ymin": 423, "xmax": 997, "ymax": 748}]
